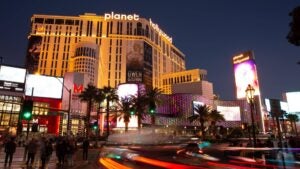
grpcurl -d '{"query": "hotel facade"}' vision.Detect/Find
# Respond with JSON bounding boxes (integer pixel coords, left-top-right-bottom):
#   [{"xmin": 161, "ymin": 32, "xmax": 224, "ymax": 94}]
[{"xmin": 26, "ymin": 12, "xmax": 186, "ymax": 90}]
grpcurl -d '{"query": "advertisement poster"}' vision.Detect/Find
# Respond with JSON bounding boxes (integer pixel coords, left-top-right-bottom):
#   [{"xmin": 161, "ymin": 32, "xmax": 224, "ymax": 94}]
[
  {"xmin": 234, "ymin": 59, "xmax": 260, "ymax": 99},
  {"xmin": 126, "ymin": 41, "xmax": 144, "ymax": 83},
  {"xmin": 25, "ymin": 36, "xmax": 42, "ymax": 73}
]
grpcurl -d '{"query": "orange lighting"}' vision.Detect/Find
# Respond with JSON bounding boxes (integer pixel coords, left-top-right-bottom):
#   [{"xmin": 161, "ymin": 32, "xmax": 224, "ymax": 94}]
[
  {"xmin": 132, "ymin": 156, "xmax": 204, "ymax": 169},
  {"xmin": 99, "ymin": 158, "xmax": 132, "ymax": 169}
]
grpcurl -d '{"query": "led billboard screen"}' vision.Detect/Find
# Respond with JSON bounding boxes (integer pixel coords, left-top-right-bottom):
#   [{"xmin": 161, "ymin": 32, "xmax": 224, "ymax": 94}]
[
  {"xmin": 25, "ymin": 75, "xmax": 63, "ymax": 99},
  {"xmin": 217, "ymin": 106, "xmax": 241, "ymax": 121},
  {"xmin": 286, "ymin": 92, "xmax": 300, "ymax": 113},
  {"xmin": 25, "ymin": 36, "xmax": 42, "ymax": 73},
  {"xmin": 117, "ymin": 83, "xmax": 138, "ymax": 99},
  {"xmin": 234, "ymin": 59, "xmax": 260, "ymax": 99},
  {"xmin": 0, "ymin": 66, "xmax": 26, "ymax": 92}
]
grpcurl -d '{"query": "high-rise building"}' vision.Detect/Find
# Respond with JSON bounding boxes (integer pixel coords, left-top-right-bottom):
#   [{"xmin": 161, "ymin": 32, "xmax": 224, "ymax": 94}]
[{"xmin": 25, "ymin": 12, "xmax": 186, "ymax": 90}]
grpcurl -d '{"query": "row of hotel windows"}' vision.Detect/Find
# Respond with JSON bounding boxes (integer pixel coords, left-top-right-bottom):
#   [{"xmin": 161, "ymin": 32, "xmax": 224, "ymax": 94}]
[
  {"xmin": 33, "ymin": 17, "xmax": 184, "ymax": 60},
  {"xmin": 162, "ymin": 75, "xmax": 193, "ymax": 85},
  {"xmin": 34, "ymin": 18, "xmax": 80, "ymax": 25},
  {"xmin": 75, "ymin": 47, "xmax": 96, "ymax": 58}
]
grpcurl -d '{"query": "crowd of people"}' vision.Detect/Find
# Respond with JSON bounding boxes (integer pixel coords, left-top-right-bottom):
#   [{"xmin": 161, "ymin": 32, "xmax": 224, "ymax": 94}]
[{"xmin": 1, "ymin": 135, "xmax": 91, "ymax": 168}]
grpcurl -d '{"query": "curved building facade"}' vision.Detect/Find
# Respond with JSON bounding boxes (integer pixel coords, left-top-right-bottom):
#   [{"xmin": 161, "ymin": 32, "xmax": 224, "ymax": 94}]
[{"xmin": 26, "ymin": 12, "xmax": 186, "ymax": 90}]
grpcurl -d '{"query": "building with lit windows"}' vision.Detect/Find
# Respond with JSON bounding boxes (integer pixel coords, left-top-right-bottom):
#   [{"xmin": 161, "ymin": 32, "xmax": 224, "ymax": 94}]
[
  {"xmin": 160, "ymin": 69, "xmax": 207, "ymax": 94},
  {"xmin": 26, "ymin": 12, "xmax": 186, "ymax": 90}
]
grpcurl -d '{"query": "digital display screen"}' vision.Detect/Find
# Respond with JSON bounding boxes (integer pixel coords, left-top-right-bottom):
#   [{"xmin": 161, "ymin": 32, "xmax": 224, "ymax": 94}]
[
  {"xmin": 234, "ymin": 59, "xmax": 260, "ymax": 99},
  {"xmin": 286, "ymin": 92, "xmax": 300, "ymax": 113},
  {"xmin": 0, "ymin": 66, "xmax": 26, "ymax": 83},
  {"xmin": 117, "ymin": 83, "xmax": 138, "ymax": 99},
  {"xmin": 25, "ymin": 75, "xmax": 63, "ymax": 99},
  {"xmin": 192, "ymin": 101, "xmax": 204, "ymax": 115},
  {"xmin": 217, "ymin": 106, "xmax": 241, "ymax": 121}
]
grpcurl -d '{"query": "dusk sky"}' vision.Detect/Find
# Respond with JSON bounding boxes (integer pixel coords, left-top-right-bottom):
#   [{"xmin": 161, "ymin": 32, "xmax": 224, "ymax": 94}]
[{"xmin": 0, "ymin": 1, "xmax": 299, "ymax": 100}]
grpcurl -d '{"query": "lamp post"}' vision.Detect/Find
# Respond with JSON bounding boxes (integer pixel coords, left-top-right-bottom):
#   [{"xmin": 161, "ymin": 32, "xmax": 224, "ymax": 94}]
[{"xmin": 245, "ymin": 84, "xmax": 256, "ymax": 147}]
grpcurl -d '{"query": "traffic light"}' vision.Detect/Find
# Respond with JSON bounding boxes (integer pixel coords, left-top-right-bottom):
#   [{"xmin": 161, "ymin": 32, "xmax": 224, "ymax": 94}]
[
  {"xmin": 21, "ymin": 100, "xmax": 33, "ymax": 120},
  {"xmin": 129, "ymin": 107, "xmax": 135, "ymax": 115},
  {"xmin": 92, "ymin": 121, "xmax": 98, "ymax": 130},
  {"xmin": 148, "ymin": 102, "xmax": 156, "ymax": 114}
]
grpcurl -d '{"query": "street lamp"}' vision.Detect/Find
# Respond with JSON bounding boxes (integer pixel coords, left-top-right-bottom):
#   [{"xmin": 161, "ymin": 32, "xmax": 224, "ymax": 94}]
[{"xmin": 245, "ymin": 84, "xmax": 256, "ymax": 147}]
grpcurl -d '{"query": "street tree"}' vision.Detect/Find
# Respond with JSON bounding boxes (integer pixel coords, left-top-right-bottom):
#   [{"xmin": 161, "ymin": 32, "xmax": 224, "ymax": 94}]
[
  {"xmin": 79, "ymin": 84, "xmax": 98, "ymax": 138},
  {"xmin": 102, "ymin": 86, "xmax": 119, "ymax": 138},
  {"xmin": 285, "ymin": 113, "xmax": 299, "ymax": 136},
  {"xmin": 146, "ymin": 87, "xmax": 162, "ymax": 126},
  {"xmin": 188, "ymin": 104, "xmax": 211, "ymax": 140}
]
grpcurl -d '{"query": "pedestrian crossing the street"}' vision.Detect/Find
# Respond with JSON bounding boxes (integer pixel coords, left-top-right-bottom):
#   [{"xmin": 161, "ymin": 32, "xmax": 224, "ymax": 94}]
[{"xmin": 0, "ymin": 147, "xmax": 58, "ymax": 169}]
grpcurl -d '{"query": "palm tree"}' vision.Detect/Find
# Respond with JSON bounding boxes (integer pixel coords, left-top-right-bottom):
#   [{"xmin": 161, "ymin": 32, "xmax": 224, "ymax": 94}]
[
  {"xmin": 94, "ymin": 88, "xmax": 105, "ymax": 139},
  {"xmin": 118, "ymin": 97, "xmax": 133, "ymax": 132},
  {"xmin": 146, "ymin": 88, "xmax": 162, "ymax": 126},
  {"xmin": 209, "ymin": 109, "xmax": 225, "ymax": 137},
  {"xmin": 78, "ymin": 84, "xmax": 98, "ymax": 138},
  {"xmin": 188, "ymin": 104, "xmax": 211, "ymax": 140},
  {"xmin": 285, "ymin": 113, "xmax": 299, "ymax": 136},
  {"xmin": 102, "ymin": 86, "xmax": 119, "ymax": 138},
  {"xmin": 131, "ymin": 93, "xmax": 148, "ymax": 130}
]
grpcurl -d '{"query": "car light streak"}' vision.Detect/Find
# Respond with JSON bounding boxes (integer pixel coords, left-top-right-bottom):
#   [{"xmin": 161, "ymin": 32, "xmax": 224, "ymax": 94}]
[
  {"xmin": 131, "ymin": 155, "xmax": 205, "ymax": 169},
  {"xmin": 207, "ymin": 161, "xmax": 259, "ymax": 169},
  {"xmin": 99, "ymin": 157, "xmax": 132, "ymax": 169}
]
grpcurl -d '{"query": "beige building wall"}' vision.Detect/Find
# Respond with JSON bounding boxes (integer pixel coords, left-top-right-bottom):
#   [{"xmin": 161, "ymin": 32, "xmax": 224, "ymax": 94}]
[
  {"xmin": 172, "ymin": 81, "xmax": 214, "ymax": 100},
  {"xmin": 160, "ymin": 69, "xmax": 207, "ymax": 94}
]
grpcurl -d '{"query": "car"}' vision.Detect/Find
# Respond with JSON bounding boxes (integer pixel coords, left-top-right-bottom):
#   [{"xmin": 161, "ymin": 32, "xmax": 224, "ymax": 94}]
[{"xmin": 177, "ymin": 143, "xmax": 203, "ymax": 155}]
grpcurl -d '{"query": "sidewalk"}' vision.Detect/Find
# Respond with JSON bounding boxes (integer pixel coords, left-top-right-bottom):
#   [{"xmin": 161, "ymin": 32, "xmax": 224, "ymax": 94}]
[{"xmin": 0, "ymin": 147, "xmax": 101, "ymax": 169}]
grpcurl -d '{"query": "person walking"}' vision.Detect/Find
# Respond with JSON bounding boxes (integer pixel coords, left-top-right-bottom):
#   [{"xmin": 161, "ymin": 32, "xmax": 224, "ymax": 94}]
[
  {"xmin": 26, "ymin": 138, "xmax": 38, "ymax": 167},
  {"xmin": 82, "ymin": 139, "xmax": 89, "ymax": 161},
  {"xmin": 56, "ymin": 139, "xmax": 66, "ymax": 166},
  {"xmin": 41, "ymin": 139, "xmax": 53, "ymax": 169},
  {"xmin": 66, "ymin": 139, "xmax": 75, "ymax": 166},
  {"xmin": 4, "ymin": 137, "xmax": 17, "ymax": 167}
]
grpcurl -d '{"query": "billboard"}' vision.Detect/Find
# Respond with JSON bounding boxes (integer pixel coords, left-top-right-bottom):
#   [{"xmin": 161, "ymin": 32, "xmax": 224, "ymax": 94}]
[
  {"xmin": 0, "ymin": 66, "xmax": 26, "ymax": 92},
  {"xmin": 234, "ymin": 58, "xmax": 260, "ymax": 99},
  {"xmin": 217, "ymin": 106, "xmax": 241, "ymax": 121},
  {"xmin": 192, "ymin": 101, "xmax": 204, "ymax": 115},
  {"xmin": 126, "ymin": 41, "xmax": 144, "ymax": 83},
  {"xmin": 143, "ymin": 42, "xmax": 153, "ymax": 89},
  {"xmin": 25, "ymin": 75, "xmax": 63, "ymax": 99},
  {"xmin": 25, "ymin": 36, "xmax": 42, "ymax": 74},
  {"xmin": 117, "ymin": 83, "xmax": 139, "ymax": 100},
  {"xmin": 286, "ymin": 92, "xmax": 300, "ymax": 113}
]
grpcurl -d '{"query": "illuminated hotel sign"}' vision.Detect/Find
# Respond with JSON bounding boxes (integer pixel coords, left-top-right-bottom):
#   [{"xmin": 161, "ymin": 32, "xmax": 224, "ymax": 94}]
[
  {"xmin": 73, "ymin": 84, "xmax": 83, "ymax": 93},
  {"xmin": 149, "ymin": 19, "xmax": 173, "ymax": 43},
  {"xmin": 104, "ymin": 12, "xmax": 139, "ymax": 21}
]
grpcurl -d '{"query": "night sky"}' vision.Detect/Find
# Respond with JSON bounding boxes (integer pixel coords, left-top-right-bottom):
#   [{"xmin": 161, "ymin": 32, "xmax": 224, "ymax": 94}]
[{"xmin": 0, "ymin": 1, "xmax": 299, "ymax": 100}]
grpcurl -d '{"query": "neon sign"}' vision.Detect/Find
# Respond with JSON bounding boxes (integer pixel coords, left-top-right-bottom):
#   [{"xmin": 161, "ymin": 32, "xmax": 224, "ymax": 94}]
[
  {"xmin": 104, "ymin": 12, "xmax": 139, "ymax": 21},
  {"xmin": 149, "ymin": 19, "xmax": 173, "ymax": 43}
]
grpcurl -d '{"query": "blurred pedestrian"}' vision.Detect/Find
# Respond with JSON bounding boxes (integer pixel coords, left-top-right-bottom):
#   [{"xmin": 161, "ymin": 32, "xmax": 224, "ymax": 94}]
[
  {"xmin": 4, "ymin": 137, "xmax": 16, "ymax": 167},
  {"xmin": 41, "ymin": 139, "xmax": 53, "ymax": 169},
  {"xmin": 66, "ymin": 139, "xmax": 75, "ymax": 166},
  {"xmin": 82, "ymin": 139, "xmax": 89, "ymax": 161},
  {"xmin": 26, "ymin": 138, "xmax": 38, "ymax": 167},
  {"xmin": 56, "ymin": 138, "xmax": 66, "ymax": 166}
]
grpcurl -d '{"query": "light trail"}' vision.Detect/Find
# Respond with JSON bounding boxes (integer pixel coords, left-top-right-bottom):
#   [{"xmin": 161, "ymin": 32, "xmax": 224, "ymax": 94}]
[{"xmin": 99, "ymin": 157, "xmax": 133, "ymax": 169}]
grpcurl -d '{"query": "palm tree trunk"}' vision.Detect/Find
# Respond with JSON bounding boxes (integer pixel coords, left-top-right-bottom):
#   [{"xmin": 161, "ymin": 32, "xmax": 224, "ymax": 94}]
[
  {"xmin": 86, "ymin": 100, "xmax": 92, "ymax": 138},
  {"xmin": 106, "ymin": 99, "xmax": 110, "ymax": 138},
  {"xmin": 200, "ymin": 121, "xmax": 205, "ymax": 140},
  {"xmin": 151, "ymin": 115, "xmax": 155, "ymax": 126},
  {"xmin": 125, "ymin": 122, "xmax": 129, "ymax": 132},
  {"xmin": 294, "ymin": 121, "xmax": 298, "ymax": 137},
  {"xmin": 138, "ymin": 114, "xmax": 142, "ymax": 130},
  {"xmin": 290, "ymin": 120, "xmax": 295, "ymax": 135}
]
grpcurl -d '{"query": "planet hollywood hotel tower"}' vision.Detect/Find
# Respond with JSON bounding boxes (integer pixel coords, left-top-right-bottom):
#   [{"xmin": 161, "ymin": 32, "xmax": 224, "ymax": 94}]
[{"xmin": 25, "ymin": 12, "xmax": 186, "ymax": 90}]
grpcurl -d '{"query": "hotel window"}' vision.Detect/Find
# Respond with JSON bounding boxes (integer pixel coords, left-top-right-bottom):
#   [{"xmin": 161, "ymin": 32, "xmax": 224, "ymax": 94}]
[
  {"xmin": 35, "ymin": 18, "xmax": 44, "ymax": 24},
  {"xmin": 137, "ymin": 22, "xmax": 142, "ymax": 35}
]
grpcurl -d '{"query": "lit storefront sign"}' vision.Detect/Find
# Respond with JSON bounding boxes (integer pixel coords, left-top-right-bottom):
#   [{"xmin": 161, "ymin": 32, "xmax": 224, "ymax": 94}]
[{"xmin": 149, "ymin": 19, "xmax": 173, "ymax": 43}]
